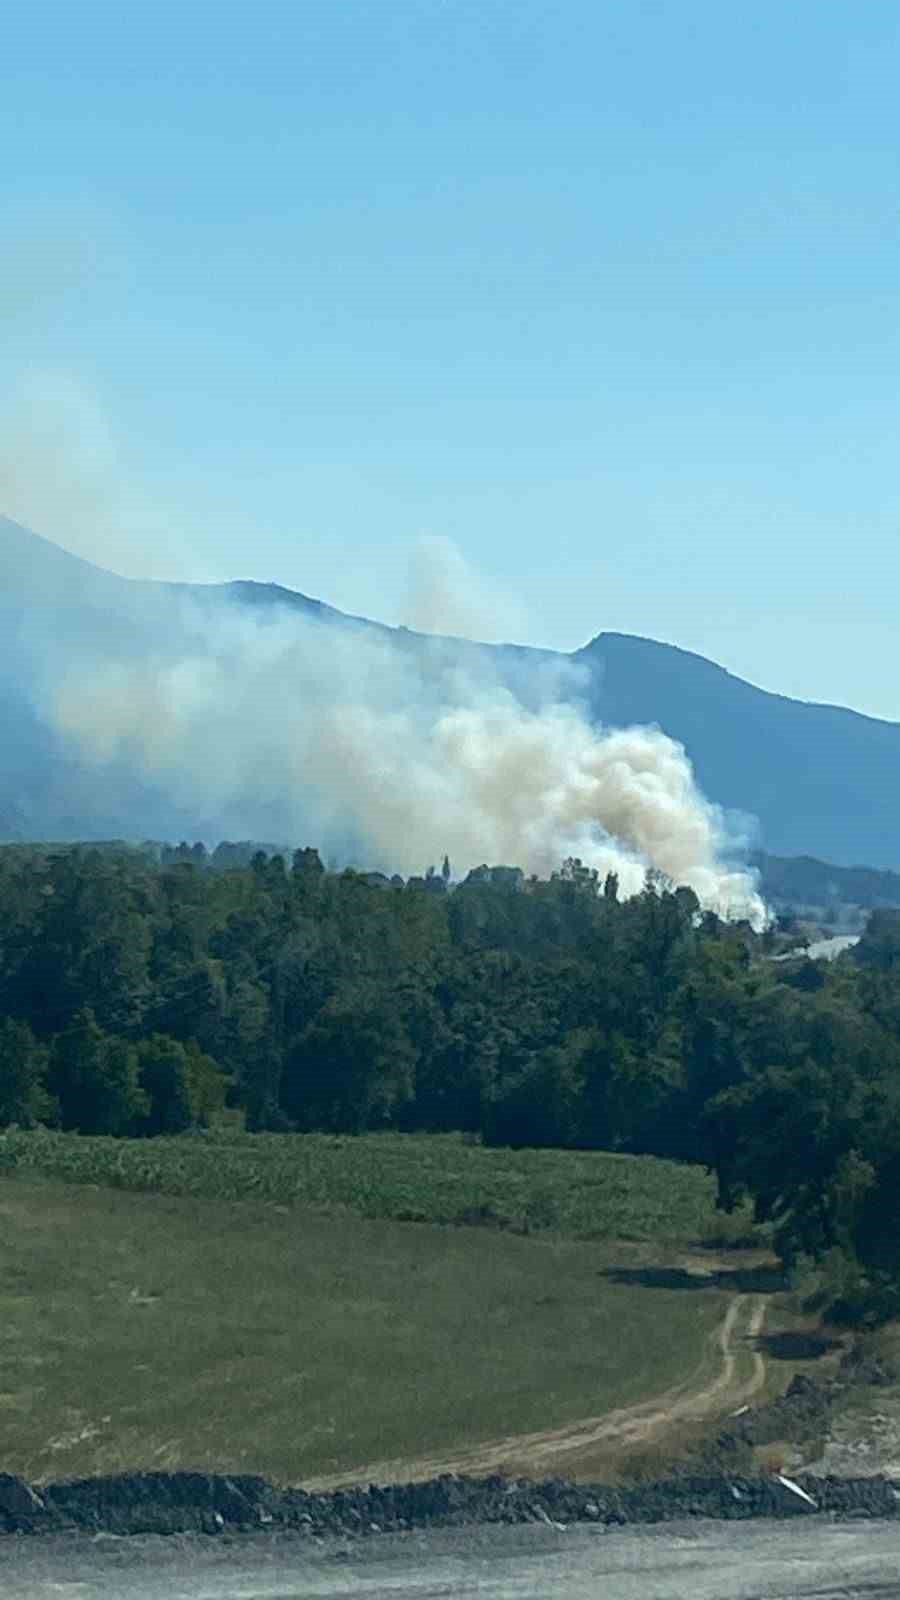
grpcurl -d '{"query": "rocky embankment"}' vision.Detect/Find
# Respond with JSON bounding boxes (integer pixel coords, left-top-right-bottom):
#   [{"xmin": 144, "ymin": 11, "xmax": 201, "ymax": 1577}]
[
  {"xmin": 1, "ymin": 1466, "xmax": 898, "ymax": 1541},
  {"xmin": 688, "ymin": 1346, "xmax": 897, "ymax": 1475},
  {"xmin": 3, "ymin": 1352, "xmax": 897, "ymax": 1542}
]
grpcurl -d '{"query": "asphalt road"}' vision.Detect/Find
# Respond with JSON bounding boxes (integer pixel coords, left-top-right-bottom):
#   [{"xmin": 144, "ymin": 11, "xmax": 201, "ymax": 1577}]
[{"xmin": 3, "ymin": 1519, "xmax": 900, "ymax": 1599}]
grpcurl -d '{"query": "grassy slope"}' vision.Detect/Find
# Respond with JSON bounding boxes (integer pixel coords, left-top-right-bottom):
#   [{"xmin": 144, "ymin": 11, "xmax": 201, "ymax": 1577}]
[{"xmin": 0, "ymin": 1138, "xmax": 733, "ymax": 1485}]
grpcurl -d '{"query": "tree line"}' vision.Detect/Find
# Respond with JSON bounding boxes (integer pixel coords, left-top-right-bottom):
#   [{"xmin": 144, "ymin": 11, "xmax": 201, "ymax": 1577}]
[{"xmin": 2, "ymin": 841, "xmax": 900, "ymax": 1317}]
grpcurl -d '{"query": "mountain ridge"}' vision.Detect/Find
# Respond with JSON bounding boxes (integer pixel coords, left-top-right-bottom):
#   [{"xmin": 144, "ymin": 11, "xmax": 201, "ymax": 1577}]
[
  {"xmin": 2, "ymin": 516, "xmax": 899, "ymax": 869},
  {"xmin": 579, "ymin": 627, "xmax": 899, "ymax": 728}
]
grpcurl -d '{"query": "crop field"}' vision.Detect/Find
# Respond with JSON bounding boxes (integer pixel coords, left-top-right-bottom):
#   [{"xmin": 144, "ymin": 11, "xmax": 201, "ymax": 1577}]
[
  {"xmin": 0, "ymin": 1128, "xmax": 723, "ymax": 1243},
  {"xmin": 0, "ymin": 1173, "xmax": 734, "ymax": 1486}
]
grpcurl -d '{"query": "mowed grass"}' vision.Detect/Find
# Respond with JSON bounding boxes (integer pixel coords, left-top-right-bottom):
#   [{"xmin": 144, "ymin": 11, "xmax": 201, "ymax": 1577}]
[
  {"xmin": 0, "ymin": 1128, "xmax": 720, "ymax": 1242},
  {"xmin": 0, "ymin": 1170, "xmax": 731, "ymax": 1486}
]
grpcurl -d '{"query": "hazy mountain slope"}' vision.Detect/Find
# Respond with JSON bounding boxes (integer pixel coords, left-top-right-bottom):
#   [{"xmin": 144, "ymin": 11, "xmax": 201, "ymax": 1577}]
[
  {"xmin": 751, "ymin": 851, "xmax": 900, "ymax": 914},
  {"xmin": 0, "ymin": 518, "xmax": 233, "ymax": 841},
  {"xmin": 2, "ymin": 516, "xmax": 898, "ymax": 869}
]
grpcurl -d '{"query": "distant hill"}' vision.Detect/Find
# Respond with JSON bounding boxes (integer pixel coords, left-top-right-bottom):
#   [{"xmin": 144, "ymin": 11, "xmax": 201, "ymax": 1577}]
[
  {"xmin": 752, "ymin": 851, "xmax": 900, "ymax": 920},
  {"xmin": 2, "ymin": 514, "xmax": 899, "ymax": 870}
]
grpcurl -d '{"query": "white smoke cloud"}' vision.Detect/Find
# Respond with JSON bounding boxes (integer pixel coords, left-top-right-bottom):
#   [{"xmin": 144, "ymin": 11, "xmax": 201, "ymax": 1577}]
[
  {"xmin": 49, "ymin": 590, "xmax": 766, "ymax": 925},
  {"xmin": 401, "ymin": 534, "xmax": 529, "ymax": 644}
]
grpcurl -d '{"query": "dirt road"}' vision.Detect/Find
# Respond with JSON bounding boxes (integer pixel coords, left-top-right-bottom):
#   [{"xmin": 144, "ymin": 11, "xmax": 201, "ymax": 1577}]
[{"xmin": 310, "ymin": 1289, "xmax": 769, "ymax": 1488}]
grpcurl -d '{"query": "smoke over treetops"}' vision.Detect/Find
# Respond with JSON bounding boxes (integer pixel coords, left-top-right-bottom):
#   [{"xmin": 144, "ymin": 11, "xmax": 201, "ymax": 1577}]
[{"xmin": 34, "ymin": 537, "xmax": 765, "ymax": 925}]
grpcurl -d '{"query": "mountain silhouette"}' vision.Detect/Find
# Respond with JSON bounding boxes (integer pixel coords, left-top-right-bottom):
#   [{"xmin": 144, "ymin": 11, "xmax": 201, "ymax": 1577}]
[{"xmin": 2, "ymin": 515, "xmax": 898, "ymax": 868}]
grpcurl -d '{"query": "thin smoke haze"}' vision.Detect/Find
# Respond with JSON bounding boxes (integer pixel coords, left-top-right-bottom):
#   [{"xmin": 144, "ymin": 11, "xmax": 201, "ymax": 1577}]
[
  {"xmin": 0, "ymin": 370, "xmax": 222, "ymax": 583},
  {"xmin": 401, "ymin": 534, "xmax": 529, "ymax": 645}
]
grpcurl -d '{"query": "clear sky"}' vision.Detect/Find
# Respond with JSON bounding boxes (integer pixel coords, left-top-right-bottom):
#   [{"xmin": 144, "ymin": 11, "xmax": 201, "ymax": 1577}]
[{"xmin": 3, "ymin": 2, "xmax": 899, "ymax": 718}]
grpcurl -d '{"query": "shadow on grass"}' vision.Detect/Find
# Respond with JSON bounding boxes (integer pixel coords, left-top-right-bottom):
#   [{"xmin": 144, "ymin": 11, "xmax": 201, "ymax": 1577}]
[
  {"xmin": 756, "ymin": 1330, "xmax": 842, "ymax": 1361},
  {"xmin": 598, "ymin": 1263, "xmax": 788, "ymax": 1294}
]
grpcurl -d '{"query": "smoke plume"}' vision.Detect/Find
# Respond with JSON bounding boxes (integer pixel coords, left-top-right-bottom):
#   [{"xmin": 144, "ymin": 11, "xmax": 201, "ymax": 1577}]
[
  {"xmin": 401, "ymin": 534, "xmax": 529, "ymax": 645},
  {"xmin": 48, "ymin": 584, "xmax": 766, "ymax": 925}
]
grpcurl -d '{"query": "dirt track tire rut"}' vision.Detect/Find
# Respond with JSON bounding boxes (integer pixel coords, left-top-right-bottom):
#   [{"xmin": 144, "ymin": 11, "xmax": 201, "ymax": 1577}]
[{"xmin": 310, "ymin": 1291, "xmax": 770, "ymax": 1489}]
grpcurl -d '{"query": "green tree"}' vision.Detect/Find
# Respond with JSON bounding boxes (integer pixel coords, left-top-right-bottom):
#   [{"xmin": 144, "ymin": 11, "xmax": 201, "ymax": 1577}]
[
  {"xmin": 48, "ymin": 1008, "xmax": 148, "ymax": 1135},
  {"xmin": 136, "ymin": 1034, "xmax": 194, "ymax": 1135},
  {"xmin": 283, "ymin": 987, "xmax": 415, "ymax": 1132},
  {"xmin": 134, "ymin": 1034, "xmax": 228, "ymax": 1134},
  {"xmin": 709, "ymin": 1052, "xmax": 880, "ymax": 1266},
  {"xmin": 484, "ymin": 1036, "xmax": 588, "ymax": 1148},
  {"xmin": 0, "ymin": 1018, "xmax": 54, "ymax": 1127},
  {"xmin": 183, "ymin": 1040, "xmax": 229, "ymax": 1126},
  {"xmin": 856, "ymin": 909, "xmax": 900, "ymax": 972}
]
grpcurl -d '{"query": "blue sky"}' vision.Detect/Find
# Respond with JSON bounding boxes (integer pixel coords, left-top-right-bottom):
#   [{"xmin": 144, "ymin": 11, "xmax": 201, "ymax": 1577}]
[{"xmin": 3, "ymin": 2, "xmax": 899, "ymax": 718}]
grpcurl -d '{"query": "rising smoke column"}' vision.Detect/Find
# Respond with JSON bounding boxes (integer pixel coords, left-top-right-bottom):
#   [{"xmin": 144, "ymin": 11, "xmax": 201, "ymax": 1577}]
[{"xmin": 50, "ymin": 592, "xmax": 766, "ymax": 925}]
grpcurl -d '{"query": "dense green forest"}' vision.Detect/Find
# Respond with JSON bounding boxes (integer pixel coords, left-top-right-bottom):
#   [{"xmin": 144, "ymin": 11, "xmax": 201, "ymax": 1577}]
[{"xmin": 2, "ymin": 841, "xmax": 900, "ymax": 1318}]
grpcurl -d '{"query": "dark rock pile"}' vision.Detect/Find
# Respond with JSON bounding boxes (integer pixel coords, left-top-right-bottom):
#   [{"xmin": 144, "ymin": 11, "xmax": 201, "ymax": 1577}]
[
  {"xmin": 1, "ymin": 1466, "xmax": 898, "ymax": 1540},
  {"xmin": 692, "ymin": 1373, "xmax": 834, "ymax": 1472},
  {"xmin": 685, "ymin": 1340, "xmax": 899, "ymax": 1476}
]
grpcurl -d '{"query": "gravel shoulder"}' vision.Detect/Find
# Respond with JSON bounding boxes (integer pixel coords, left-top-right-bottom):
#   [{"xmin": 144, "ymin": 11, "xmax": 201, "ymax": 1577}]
[{"xmin": 3, "ymin": 1518, "xmax": 900, "ymax": 1600}]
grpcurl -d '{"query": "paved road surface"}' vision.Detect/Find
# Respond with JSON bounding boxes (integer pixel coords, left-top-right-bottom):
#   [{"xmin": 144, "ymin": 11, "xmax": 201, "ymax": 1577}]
[{"xmin": 4, "ymin": 1519, "xmax": 900, "ymax": 1599}]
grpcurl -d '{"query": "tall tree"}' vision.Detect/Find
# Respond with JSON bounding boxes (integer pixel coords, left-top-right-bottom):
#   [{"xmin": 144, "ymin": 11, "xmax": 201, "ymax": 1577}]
[
  {"xmin": 0, "ymin": 1018, "xmax": 54, "ymax": 1127},
  {"xmin": 48, "ymin": 1009, "xmax": 148, "ymax": 1135}
]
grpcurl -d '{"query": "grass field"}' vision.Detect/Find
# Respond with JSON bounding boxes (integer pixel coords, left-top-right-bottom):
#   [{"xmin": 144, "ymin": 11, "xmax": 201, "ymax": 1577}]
[
  {"xmin": 0, "ymin": 1173, "xmax": 733, "ymax": 1486},
  {"xmin": 0, "ymin": 1128, "xmax": 723, "ymax": 1242}
]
